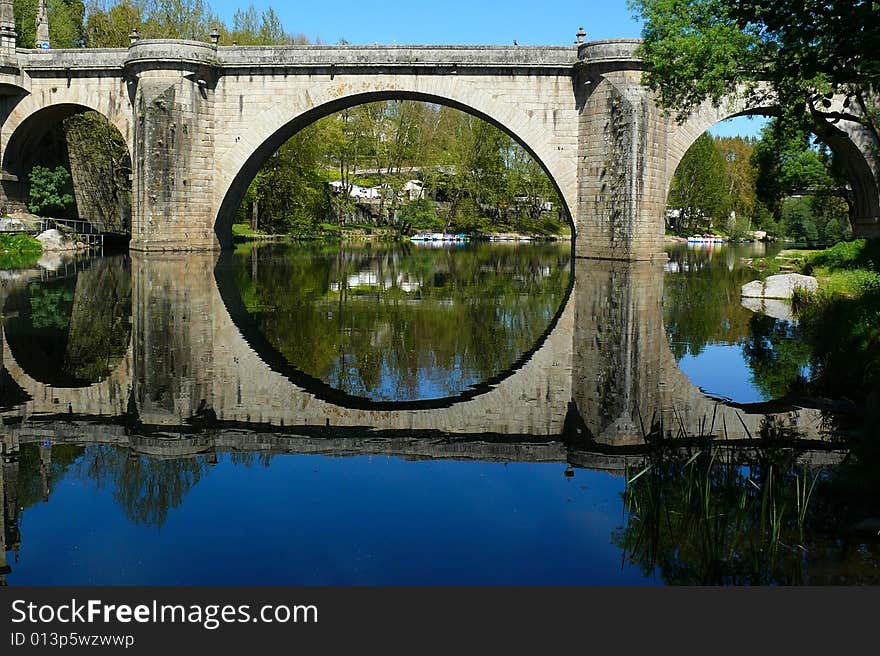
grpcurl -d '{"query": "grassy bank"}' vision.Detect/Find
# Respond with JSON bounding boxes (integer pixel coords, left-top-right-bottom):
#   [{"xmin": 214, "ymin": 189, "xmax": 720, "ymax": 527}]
[
  {"xmin": 792, "ymin": 240, "xmax": 880, "ymax": 406},
  {"xmin": 0, "ymin": 233, "xmax": 42, "ymax": 269}
]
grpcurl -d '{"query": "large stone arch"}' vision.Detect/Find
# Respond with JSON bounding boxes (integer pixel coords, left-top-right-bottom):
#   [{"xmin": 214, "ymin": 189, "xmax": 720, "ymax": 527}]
[
  {"xmin": 211, "ymin": 80, "xmax": 579, "ymax": 246},
  {"xmin": 666, "ymin": 96, "xmax": 880, "ymax": 234}
]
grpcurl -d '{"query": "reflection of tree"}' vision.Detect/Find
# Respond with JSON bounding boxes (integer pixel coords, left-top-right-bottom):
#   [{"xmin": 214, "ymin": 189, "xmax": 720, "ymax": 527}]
[
  {"xmin": 27, "ymin": 284, "xmax": 74, "ymax": 330},
  {"xmin": 663, "ymin": 246, "xmax": 755, "ymax": 359},
  {"xmin": 4, "ymin": 257, "xmax": 131, "ymax": 386},
  {"xmin": 742, "ymin": 314, "xmax": 811, "ymax": 399},
  {"xmin": 75, "ymin": 445, "xmax": 208, "ymax": 528},
  {"xmin": 234, "ymin": 242, "xmax": 571, "ymax": 401},
  {"xmin": 614, "ymin": 430, "xmax": 839, "ymax": 585},
  {"xmin": 15, "ymin": 444, "xmax": 86, "ymax": 511}
]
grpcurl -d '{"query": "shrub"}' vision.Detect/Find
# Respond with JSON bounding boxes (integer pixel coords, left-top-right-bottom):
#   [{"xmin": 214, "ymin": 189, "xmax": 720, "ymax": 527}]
[
  {"xmin": 809, "ymin": 239, "xmax": 880, "ymax": 272},
  {"xmin": 28, "ymin": 165, "xmax": 74, "ymax": 216}
]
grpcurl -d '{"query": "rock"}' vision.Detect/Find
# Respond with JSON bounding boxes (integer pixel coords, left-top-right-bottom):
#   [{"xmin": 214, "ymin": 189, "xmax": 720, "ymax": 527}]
[
  {"xmin": 36, "ymin": 228, "xmax": 85, "ymax": 252},
  {"xmin": 741, "ymin": 280, "xmax": 765, "ymax": 298},
  {"xmin": 741, "ymin": 273, "xmax": 818, "ymax": 300}
]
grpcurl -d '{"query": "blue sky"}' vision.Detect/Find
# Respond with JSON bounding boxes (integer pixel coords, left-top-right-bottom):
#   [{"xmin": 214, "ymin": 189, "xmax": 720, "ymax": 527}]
[
  {"xmin": 210, "ymin": 0, "xmax": 765, "ymax": 137},
  {"xmin": 212, "ymin": 0, "xmax": 643, "ymax": 46}
]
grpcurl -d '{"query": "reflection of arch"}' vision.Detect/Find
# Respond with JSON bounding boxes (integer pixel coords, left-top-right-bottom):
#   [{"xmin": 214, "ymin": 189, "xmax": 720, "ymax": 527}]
[
  {"xmin": 213, "ymin": 249, "xmax": 574, "ymax": 411},
  {"xmin": 666, "ymin": 97, "xmax": 880, "ymax": 228},
  {"xmin": 0, "ymin": 327, "xmax": 133, "ymax": 418},
  {"xmin": 1, "ymin": 257, "xmax": 133, "ymax": 389},
  {"xmin": 213, "ymin": 88, "xmax": 577, "ymax": 246}
]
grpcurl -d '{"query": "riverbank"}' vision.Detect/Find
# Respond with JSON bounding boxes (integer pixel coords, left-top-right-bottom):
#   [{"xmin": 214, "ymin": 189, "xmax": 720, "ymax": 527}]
[
  {"xmin": 749, "ymin": 240, "xmax": 880, "ymax": 411},
  {"xmin": 232, "ymin": 222, "xmax": 572, "ymax": 244}
]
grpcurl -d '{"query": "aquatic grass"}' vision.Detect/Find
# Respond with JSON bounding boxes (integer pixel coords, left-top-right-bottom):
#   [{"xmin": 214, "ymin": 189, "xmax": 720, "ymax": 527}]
[
  {"xmin": 616, "ymin": 431, "xmax": 825, "ymax": 585},
  {"xmin": 795, "ymin": 469, "xmax": 821, "ymax": 545},
  {"xmin": 806, "ymin": 239, "xmax": 880, "ymax": 272}
]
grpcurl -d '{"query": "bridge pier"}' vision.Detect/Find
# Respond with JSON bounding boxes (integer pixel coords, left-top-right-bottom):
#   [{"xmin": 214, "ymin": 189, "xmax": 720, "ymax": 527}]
[
  {"xmin": 574, "ymin": 41, "xmax": 668, "ymax": 262},
  {"xmin": 127, "ymin": 41, "xmax": 220, "ymax": 252}
]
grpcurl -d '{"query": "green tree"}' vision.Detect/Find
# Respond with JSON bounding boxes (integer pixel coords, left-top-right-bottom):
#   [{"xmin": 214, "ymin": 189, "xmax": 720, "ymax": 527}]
[
  {"xmin": 668, "ymin": 132, "xmax": 728, "ymax": 233},
  {"xmin": 630, "ymin": 0, "xmax": 880, "ymax": 147},
  {"xmin": 84, "ymin": 0, "xmax": 142, "ymax": 47},
  {"xmin": 28, "ymin": 164, "xmax": 74, "ymax": 216},
  {"xmin": 715, "ymin": 135, "xmax": 758, "ymax": 235},
  {"xmin": 16, "ymin": 0, "xmax": 85, "ymax": 48}
]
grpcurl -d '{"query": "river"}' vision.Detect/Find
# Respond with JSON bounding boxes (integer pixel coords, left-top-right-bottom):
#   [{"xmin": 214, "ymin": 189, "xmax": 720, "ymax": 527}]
[{"xmin": 0, "ymin": 241, "xmax": 876, "ymax": 585}]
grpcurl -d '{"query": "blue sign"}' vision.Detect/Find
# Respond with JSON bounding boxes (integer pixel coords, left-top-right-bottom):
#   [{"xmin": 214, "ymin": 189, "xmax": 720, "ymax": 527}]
[{"xmin": 40, "ymin": 42, "xmax": 49, "ymax": 50}]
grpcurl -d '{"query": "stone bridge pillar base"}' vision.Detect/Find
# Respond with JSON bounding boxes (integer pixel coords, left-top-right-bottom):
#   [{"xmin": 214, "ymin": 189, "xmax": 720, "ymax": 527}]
[{"xmin": 130, "ymin": 233, "xmax": 220, "ymax": 253}]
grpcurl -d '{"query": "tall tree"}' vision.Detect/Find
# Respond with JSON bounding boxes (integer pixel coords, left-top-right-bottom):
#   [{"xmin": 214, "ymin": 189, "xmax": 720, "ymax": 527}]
[
  {"xmin": 668, "ymin": 132, "xmax": 728, "ymax": 233},
  {"xmin": 16, "ymin": 0, "xmax": 85, "ymax": 48},
  {"xmin": 630, "ymin": 0, "xmax": 880, "ymax": 152}
]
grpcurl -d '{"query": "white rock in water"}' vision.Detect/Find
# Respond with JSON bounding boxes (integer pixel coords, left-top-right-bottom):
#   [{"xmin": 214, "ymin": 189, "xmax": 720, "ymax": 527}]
[
  {"xmin": 741, "ymin": 273, "xmax": 818, "ymax": 300},
  {"xmin": 741, "ymin": 280, "xmax": 765, "ymax": 298}
]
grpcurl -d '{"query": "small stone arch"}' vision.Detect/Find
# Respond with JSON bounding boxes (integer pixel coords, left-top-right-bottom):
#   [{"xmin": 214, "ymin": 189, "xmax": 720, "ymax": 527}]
[
  {"xmin": 666, "ymin": 97, "xmax": 880, "ymax": 233},
  {"xmin": 212, "ymin": 84, "xmax": 577, "ymax": 246},
  {"xmin": 0, "ymin": 102, "xmax": 133, "ymax": 176}
]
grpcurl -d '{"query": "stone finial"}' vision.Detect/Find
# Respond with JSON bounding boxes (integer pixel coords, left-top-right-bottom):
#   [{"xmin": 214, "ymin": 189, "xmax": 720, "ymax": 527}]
[
  {"xmin": 0, "ymin": 0, "xmax": 16, "ymax": 55},
  {"xmin": 575, "ymin": 27, "xmax": 586, "ymax": 44},
  {"xmin": 210, "ymin": 28, "xmax": 220, "ymax": 46},
  {"xmin": 129, "ymin": 30, "xmax": 140, "ymax": 45},
  {"xmin": 35, "ymin": 0, "xmax": 50, "ymax": 49}
]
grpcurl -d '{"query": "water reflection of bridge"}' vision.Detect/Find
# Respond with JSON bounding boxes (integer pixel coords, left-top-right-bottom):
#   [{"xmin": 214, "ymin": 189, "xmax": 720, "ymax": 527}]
[{"xmin": 0, "ymin": 251, "xmax": 832, "ymax": 445}]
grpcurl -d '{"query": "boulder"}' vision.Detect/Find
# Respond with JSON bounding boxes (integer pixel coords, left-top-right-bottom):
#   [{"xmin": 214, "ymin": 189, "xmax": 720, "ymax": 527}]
[
  {"xmin": 36, "ymin": 228, "xmax": 85, "ymax": 252},
  {"xmin": 741, "ymin": 273, "xmax": 818, "ymax": 300}
]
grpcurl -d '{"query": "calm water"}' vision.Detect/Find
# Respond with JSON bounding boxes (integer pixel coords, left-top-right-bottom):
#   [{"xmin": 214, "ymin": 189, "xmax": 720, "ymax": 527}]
[{"xmin": 1, "ymin": 242, "xmax": 877, "ymax": 585}]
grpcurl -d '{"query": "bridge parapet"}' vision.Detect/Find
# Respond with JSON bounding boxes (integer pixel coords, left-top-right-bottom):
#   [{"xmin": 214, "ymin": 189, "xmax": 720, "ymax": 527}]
[{"xmin": 217, "ymin": 44, "xmax": 578, "ymax": 69}]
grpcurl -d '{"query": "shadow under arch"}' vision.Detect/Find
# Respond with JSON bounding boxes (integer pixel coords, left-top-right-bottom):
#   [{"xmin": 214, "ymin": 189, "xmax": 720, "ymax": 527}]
[
  {"xmin": 2, "ymin": 102, "xmax": 134, "ymax": 180},
  {"xmin": 668, "ymin": 104, "xmax": 880, "ymax": 226},
  {"xmin": 214, "ymin": 90, "xmax": 576, "ymax": 247},
  {"xmin": 213, "ymin": 248, "xmax": 575, "ymax": 412}
]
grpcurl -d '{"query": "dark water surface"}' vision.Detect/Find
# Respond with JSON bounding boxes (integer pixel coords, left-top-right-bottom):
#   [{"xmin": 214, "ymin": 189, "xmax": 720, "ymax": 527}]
[{"xmin": 1, "ymin": 242, "xmax": 877, "ymax": 585}]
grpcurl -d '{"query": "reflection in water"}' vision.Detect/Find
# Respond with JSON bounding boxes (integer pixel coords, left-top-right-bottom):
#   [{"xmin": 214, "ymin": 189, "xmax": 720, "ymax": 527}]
[
  {"xmin": 0, "ymin": 245, "xmax": 874, "ymax": 586},
  {"xmin": 617, "ymin": 436, "xmax": 880, "ymax": 585},
  {"xmin": 226, "ymin": 242, "xmax": 571, "ymax": 401},
  {"xmin": 2, "ymin": 257, "xmax": 131, "ymax": 387},
  {"xmin": 664, "ymin": 243, "xmax": 811, "ymax": 403}
]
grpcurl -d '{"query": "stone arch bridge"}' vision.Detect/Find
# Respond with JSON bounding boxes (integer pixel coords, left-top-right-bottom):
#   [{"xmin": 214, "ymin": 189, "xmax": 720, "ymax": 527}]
[{"xmin": 0, "ymin": 38, "xmax": 877, "ymax": 259}]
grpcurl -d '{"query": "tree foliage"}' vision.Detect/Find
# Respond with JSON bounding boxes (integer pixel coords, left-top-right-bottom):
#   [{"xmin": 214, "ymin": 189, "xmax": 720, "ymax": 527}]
[
  {"xmin": 16, "ymin": 0, "xmax": 85, "ymax": 48},
  {"xmin": 668, "ymin": 132, "xmax": 728, "ymax": 233},
  {"xmin": 631, "ymin": 0, "xmax": 880, "ymax": 145},
  {"xmin": 28, "ymin": 164, "xmax": 74, "ymax": 216}
]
